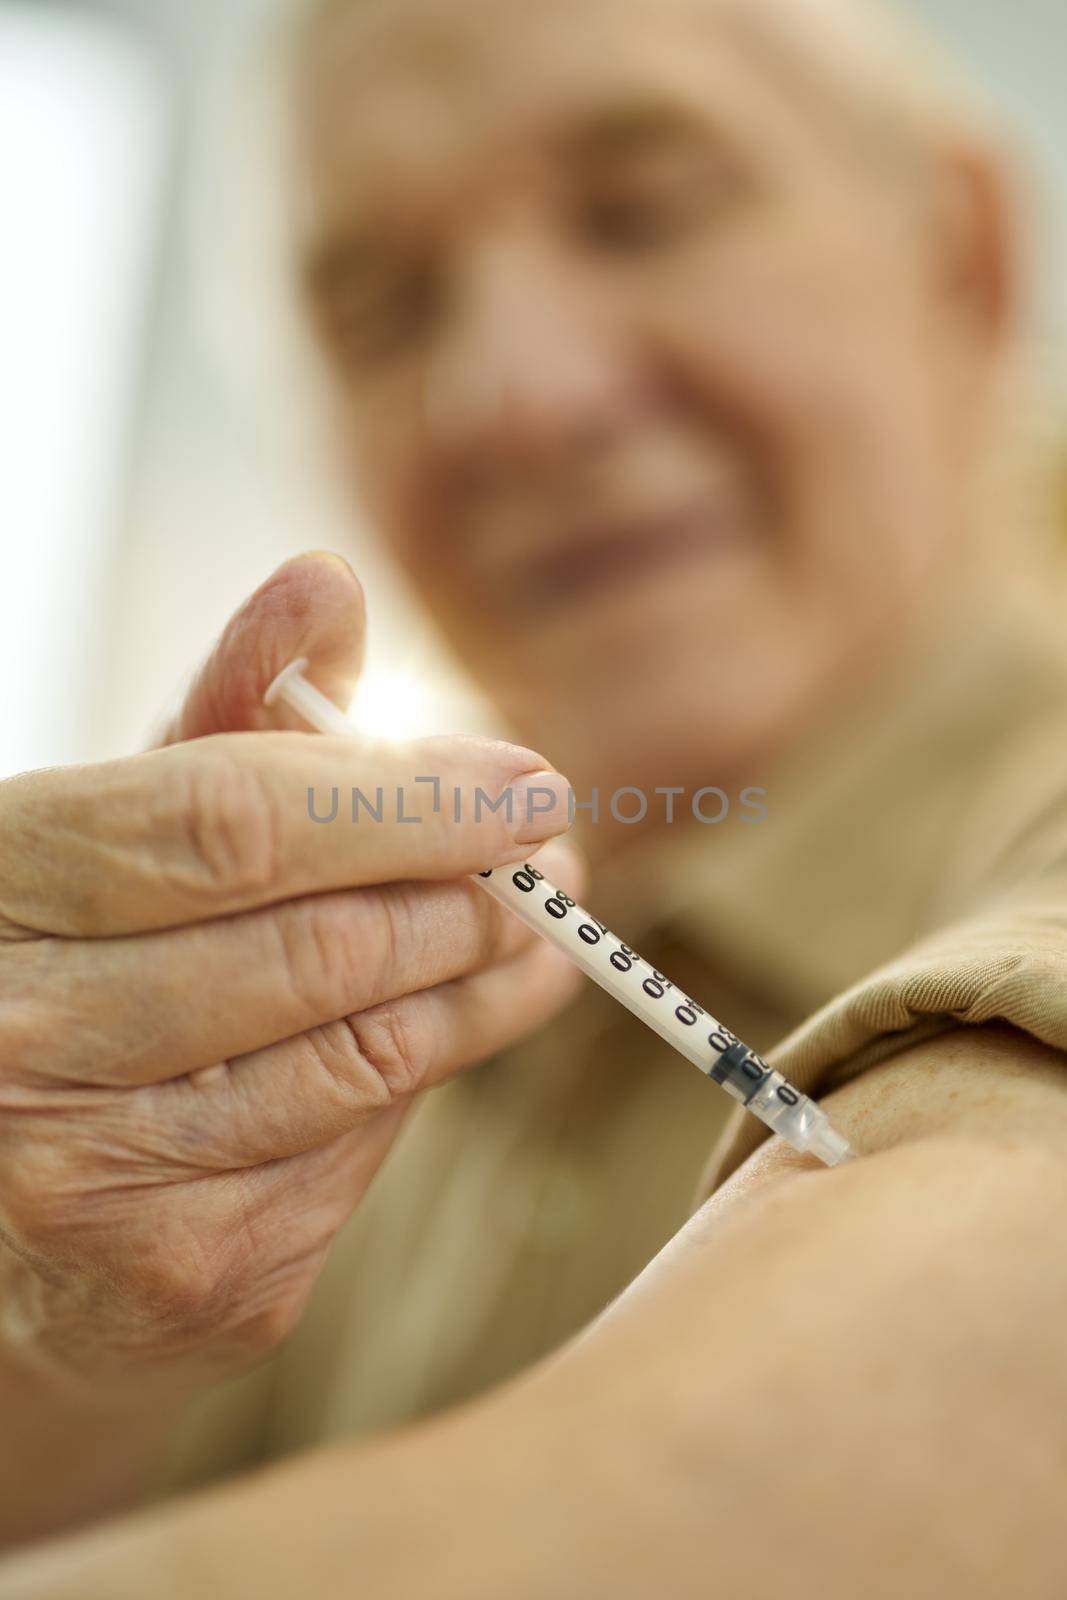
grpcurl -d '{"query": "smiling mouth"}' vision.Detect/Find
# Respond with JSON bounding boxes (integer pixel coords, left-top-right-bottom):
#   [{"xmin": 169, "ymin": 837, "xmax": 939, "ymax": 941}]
[{"xmin": 518, "ymin": 509, "xmax": 747, "ymax": 610}]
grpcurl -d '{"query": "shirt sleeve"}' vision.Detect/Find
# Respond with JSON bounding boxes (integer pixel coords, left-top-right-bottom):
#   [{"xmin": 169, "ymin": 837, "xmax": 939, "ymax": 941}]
[{"xmin": 700, "ymin": 711, "xmax": 1067, "ymax": 1193}]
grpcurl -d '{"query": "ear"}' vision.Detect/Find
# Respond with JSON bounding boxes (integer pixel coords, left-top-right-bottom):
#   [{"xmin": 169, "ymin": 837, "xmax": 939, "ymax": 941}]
[{"xmin": 922, "ymin": 136, "xmax": 1020, "ymax": 354}]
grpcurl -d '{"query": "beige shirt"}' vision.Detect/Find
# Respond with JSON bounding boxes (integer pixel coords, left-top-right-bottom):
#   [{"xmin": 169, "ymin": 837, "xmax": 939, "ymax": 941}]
[{"xmin": 162, "ymin": 552, "xmax": 1067, "ymax": 1491}]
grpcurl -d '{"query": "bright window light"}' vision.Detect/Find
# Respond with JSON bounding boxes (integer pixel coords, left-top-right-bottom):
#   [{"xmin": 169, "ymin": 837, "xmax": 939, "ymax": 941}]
[
  {"xmin": 0, "ymin": 5, "xmax": 167, "ymax": 776},
  {"xmin": 348, "ymin": 661, "xmax": 439, "ymax": 741}
]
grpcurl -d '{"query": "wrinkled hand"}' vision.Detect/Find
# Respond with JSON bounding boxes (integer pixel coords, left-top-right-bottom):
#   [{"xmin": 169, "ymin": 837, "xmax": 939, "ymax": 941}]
[{"xmin": 0, "ymin": 554, "xmax": 580, "ymax": 1399}]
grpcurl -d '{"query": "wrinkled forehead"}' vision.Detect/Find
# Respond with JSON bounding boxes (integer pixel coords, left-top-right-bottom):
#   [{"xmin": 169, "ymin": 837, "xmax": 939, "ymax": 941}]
[{"xmin": 295, "ymin": 0, "xmax": 842, "ymax": 218}]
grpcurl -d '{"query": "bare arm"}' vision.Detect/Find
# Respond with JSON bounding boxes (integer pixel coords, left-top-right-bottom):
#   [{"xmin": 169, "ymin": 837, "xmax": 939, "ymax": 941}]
[{"xmin": 4, "ymin": 1023, "xmax": 1066, "ymax": 1599}]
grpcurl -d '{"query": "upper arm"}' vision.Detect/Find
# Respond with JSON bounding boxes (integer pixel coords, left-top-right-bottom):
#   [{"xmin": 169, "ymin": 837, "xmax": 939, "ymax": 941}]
[
  {"xmin": 709, "ymin": 1021, "xmax": 1067, "ymax": 1218},
  {"xmin": 3, "ymin": 1025, "xmax": 1067, "ymax": 1600},
  {"xmin": 541, "ymin": 1024, "xmax": 1067, "ymax": 1598}
]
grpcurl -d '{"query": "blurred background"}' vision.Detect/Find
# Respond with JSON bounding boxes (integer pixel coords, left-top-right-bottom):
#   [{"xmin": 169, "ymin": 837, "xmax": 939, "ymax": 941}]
[{"xmin": 3, "ymin": 0, "xmax": 1067, "ymax": 777}]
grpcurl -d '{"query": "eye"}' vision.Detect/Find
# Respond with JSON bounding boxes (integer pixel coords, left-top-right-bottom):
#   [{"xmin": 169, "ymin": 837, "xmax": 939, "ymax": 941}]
[
  {"xmin": 315, "ymin": 263, "xmax": 444, "ymax": 372},
  {"xmin": 574, "ymin": 156, "xmax": 744, "ymax": 257},
  {"xmin": 579, "ymin": 185, "xmax": 693, "ymax": 252}
]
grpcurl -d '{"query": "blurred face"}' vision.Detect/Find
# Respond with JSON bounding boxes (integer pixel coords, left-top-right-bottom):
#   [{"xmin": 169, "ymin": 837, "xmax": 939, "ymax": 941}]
[{"xmin": 296, "ymin": 0, "xmax": 993, "ymax": 802}]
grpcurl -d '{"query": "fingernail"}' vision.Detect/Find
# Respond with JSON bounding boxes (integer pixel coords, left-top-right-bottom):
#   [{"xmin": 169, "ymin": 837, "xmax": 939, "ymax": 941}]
[{"xmin": 509, "ymin": 771, "xmax": 573, "ymax": 845}]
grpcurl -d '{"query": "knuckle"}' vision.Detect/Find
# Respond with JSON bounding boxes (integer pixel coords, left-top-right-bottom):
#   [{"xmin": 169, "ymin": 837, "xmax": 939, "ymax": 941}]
[
  {"xmin": 348, "ymin": 1002, "xmax": 428, "ymax": 1099},
  {"xmin": 170, "ymin": 749, "xmax": 280, "ymax": 902},
  {"xmin": 0, "ymin": 941, "xmax": 87, "ymax": 1083},
  {"xmin": 138, "ymin": 1258, "xmax": 213, "ymax": 1331},
  {"xmin": 226, "ymin": 1292, "xmax": 309, "ymax": 1360},
  {"xmin": 0, "ymin": 1003, "xmax": 50, "ymax": 1088},
  {"xmin": 0, "ymin": 1135, "xmax": 87, "ymax": 1258},
  {"xmin": 0, "ymin": 774, "xmax": 54, "ymax": 913},
  {"xmin": 373, "ymin": 885, "xmax": 416, "ymax": 988},
  {"xmin": 1, "ymin": 1164, "xmax": 55, "ymax": 1255},
  {"xmin": 136, "ymin": 1231, "xmax": 311, "ymax": 1359},
  {"xmin": 335, "ymin": 1002, "xmax": 428, "ymax": 1105},
  {"xmin": 272, "ymin": 895, "xmax": 366, "ymax": 1020},
  {"xmin": 0, "ymin": 1152, "xmax": 298, "ymax": 1356},
  {"xmin": 133, "ymin": 1232, "xmax": 243, "ymax": 1337}
]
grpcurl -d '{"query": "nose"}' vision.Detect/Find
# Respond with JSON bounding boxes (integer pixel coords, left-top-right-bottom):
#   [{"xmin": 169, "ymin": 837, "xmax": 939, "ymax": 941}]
[{"xmin": 423, "ymin": 228, "xmax": 638, "ymax": 477}]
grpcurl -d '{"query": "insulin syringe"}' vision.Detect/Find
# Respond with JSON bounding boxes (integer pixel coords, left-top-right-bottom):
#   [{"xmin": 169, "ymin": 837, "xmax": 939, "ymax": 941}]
[{"xmin": 265, "ymin": 659, "xmax": 855, "ymax": 1168}]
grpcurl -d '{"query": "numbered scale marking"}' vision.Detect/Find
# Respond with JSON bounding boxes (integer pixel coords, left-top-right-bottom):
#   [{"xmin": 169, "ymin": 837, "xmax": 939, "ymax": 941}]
[
  {"xmin": 478, "ymin": 862, "xmax": 854, "ymax": 1165},
  {"xmin": 263, "ymin": 659, "xmax": 854, "ymax": 1168}
]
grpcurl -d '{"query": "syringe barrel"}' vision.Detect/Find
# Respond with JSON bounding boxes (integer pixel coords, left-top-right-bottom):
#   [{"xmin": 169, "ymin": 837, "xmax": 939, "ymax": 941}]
[
  {"xmin": 261, "ymin": 659, "xmax": 856, "ymax": 1170},
  {"xmin": 479, "ymin": 862, "xmax": 854, "ymax": 1166}
]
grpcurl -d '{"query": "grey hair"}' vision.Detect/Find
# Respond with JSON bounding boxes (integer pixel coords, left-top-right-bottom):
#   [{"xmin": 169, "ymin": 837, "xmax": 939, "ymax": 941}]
[
  {"xmin": 297, "ymin": 0, "xmax": 1002, "ymax": 164},
  {"xmin": 270, "ymin": 0, "xmax": 1062, "ymax": 567}
]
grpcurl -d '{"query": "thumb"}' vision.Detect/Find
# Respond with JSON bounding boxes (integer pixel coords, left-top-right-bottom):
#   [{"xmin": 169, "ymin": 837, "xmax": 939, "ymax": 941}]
[{"xmin": 149, "ymin": 551, "xmax": 366, "ymax": 748}]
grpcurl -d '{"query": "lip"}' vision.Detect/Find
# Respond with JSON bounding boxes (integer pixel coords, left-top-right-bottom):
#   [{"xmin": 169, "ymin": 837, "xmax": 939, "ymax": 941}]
[{"xmin": 516, "ymin": 507, "xmax": 747, "ymax": 610}]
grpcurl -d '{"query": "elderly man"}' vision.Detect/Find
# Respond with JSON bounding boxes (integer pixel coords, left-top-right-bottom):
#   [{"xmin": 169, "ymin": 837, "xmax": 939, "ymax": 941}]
[{"xmin": 3, "ymin": 0, "xmax": 1067, "ymax": 1593}]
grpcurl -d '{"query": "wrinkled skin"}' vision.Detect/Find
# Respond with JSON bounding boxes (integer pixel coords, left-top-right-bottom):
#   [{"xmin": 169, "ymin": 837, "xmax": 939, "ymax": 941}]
[
  {"xmin": 296, "ymin": 0, "xmax": 1007, "ymax": 822},
  {"xmin": 0, "ymin": 555, "xmax": 579, "ymax": 1438}
]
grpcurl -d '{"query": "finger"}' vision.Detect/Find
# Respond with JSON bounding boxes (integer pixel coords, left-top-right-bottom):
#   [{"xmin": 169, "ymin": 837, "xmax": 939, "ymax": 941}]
[
  {"xmin": 225, "ymin": 1107, "xmax": 414, "ymax": 1253},
  {"xmin": 0, "ymin": 730, "xmax": 572, "ymax": 937},
  {"xmin": 11, "ymin": 837, "xmax": 585, "ymax": 1086},
  {"xmin": 154, "ymin": 934, "xmax": 585, "ymax": 1169},
  {"xmin": 148, "ymin": 552, "xmax": 366, "ymax": 748}
]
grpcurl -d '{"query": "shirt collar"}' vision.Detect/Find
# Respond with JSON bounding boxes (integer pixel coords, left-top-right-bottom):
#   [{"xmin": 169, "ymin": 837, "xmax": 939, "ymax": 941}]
[{"xmin": 584, "ymin": 560, "xmax": 1067, "ymax": 1022}]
